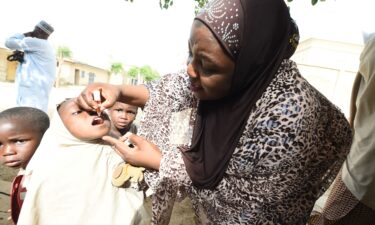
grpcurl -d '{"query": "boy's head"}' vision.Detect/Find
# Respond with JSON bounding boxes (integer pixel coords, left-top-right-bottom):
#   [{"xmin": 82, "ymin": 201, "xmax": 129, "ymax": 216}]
[
  {"xmin": 109, "ymin": 102, "xmax": 138, "ymax": 135},
  {"xmin": 57, "ymin": 98, "xmax": 111, "ymax": 141},
  {"xmin": 0, "ymin": 107, "xmax": 50, "ymax": 169}
]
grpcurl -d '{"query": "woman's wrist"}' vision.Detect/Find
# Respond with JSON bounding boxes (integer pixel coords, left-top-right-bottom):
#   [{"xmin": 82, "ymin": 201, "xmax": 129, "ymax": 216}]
[{"xmin": 149, "ymin": 152, "xmax": 162, "ymax": 171}]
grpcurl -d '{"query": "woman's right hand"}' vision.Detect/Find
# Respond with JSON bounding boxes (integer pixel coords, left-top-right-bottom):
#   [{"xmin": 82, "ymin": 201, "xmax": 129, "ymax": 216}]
[
  {"xmin": 103, "ymin": 133, "xmax": 162, "ymax": 171},
  {"xmin": 76, "ymin": 83, "xmax": 121, "ymax": 113}
]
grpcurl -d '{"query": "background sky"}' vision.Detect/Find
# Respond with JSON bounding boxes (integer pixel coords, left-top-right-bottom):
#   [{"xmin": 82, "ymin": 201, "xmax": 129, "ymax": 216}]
[{"xmin": 1, "ymin": 0, "xmax": 374, "ymax": 74}]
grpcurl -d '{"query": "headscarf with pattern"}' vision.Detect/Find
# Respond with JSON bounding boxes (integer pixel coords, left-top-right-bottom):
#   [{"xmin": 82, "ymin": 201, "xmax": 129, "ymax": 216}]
[{"xmin": 182, "ymin": 0, "xmax": 300, "ymax": 189}]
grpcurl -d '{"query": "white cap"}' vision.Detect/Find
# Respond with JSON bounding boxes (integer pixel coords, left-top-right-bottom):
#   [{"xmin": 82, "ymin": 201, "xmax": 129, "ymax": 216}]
[{"xmin": 36, "ymin": 20, "xmax": 54, "ymax": 35}]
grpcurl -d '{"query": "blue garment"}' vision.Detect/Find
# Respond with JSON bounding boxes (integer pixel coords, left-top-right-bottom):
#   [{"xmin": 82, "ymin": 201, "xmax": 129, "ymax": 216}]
[{"xmin": 5, "ymin": 33, "xmax": 56, "ymax": 112}]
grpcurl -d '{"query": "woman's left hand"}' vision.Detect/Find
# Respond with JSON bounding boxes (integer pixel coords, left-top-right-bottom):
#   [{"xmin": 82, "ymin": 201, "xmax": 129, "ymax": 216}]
[{"xmin": 103, "ymin": 133, "xmax": 162, "ymax": 170}]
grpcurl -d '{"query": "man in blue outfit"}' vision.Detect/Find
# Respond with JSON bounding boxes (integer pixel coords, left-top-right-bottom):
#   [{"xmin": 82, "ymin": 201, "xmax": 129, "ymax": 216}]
[{"xmin": 5, "ymin": 20, "xmax": 56, "ymax": 113}]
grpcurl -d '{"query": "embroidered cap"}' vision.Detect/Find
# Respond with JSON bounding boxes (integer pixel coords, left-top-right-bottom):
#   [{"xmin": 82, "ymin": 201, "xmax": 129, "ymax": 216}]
[
  {"xmin": 195, "ymin": 0, "xmax": 243, "ymax": 60},
  {"xmin": 36, "ymin": 20, "xmax": 54, "ymax": 35}
]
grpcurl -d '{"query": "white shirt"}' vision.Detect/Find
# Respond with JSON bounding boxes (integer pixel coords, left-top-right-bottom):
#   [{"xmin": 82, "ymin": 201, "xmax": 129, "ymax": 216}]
[{"xmin": 5, "ymin": 33, "xmax": 56, "ymax": 112}]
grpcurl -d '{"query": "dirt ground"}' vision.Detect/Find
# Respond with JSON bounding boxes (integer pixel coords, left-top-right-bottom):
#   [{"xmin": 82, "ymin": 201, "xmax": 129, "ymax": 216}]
[{"xmin": 0, "ymin": 165, "xmax": 17, "ymax": 225}]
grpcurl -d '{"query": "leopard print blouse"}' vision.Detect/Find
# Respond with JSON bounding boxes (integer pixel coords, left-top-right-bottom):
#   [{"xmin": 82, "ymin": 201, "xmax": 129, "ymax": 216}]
[{"xmin": 138, "ymin": 60, "xmax": 352, "ymax": 225}]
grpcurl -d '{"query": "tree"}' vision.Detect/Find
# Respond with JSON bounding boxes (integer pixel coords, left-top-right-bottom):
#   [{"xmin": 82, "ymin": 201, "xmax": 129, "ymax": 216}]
[
  {"xmin": 125, "ymin": 0, "xmax": 208, "ymax": 12},
  {"xmin": 287, "ymin": 0, "xmax": 325, "ymax": 6},
  {"xmin": 140, "ymin": 65, "xmax": 160, "ymax": 81},
  {"xmin": 125, "ymin": 0, "xmax": 324, "ymax": 9},
  {"xmin": 110, "ymin": 62, "xmax": 124, "ymax": 74},
  {"xmin": 127, "ymin": 66, "xmax": 139, "ymax": 78},
  {"xmin": 127, "ymin": 65, "xmax": 160, "ymax": 83},
  {"xmin": 109, "ymin": 62, "xmax": 125, "ymax": 84},
  {"xmin": 56, "ymin": 46, "xmax": 73, "ymax": 87},
  {"xmin": 57, "ymin": 46, "xmax": 72, "ymax": 59}
]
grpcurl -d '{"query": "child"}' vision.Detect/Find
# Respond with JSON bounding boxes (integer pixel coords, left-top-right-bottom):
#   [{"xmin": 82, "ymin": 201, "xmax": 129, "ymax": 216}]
[
  {"xmin": 17, "ymin": 98, "xmax": 149, "ymax": 225},
  {"xmin": 109, "ymin": 102, "xmax": 138, "ymax": 137},
  {"xmin": 0, "ymin": 107, "xmax": 50, "ymax": 224}
]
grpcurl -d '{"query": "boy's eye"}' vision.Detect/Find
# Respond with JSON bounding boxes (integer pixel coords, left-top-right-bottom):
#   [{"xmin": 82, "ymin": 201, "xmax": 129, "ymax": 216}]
[
  {"xmin": 72, "ymin": 110, "xmax": 82, "ymax": 115},
  {"xmin": 126, "ymin": 111, "xmax": 136, "ymax": 115},
  {"xmin": 15, "ymin": 139, "xmax": 27, "ymax": 145},
  {"xmin": 115, "ymin": 109, "xmax": 124, "ymax": 113}
]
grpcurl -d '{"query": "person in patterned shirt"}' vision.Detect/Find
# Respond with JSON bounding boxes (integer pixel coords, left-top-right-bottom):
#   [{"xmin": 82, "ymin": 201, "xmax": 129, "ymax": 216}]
[{"xmin": 77, "ymin": 0, "xmax": 352, "ymax": 224}]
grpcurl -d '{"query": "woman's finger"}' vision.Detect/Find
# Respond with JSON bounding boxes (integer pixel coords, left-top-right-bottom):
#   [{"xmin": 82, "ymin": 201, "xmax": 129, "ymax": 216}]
[
  {"xmin": 102, "ymin": 135, "xmax": 121, "ymax": 147},
  {"xmin": 76, "ymin": 94, "xmax": 93, "ymax": 111},
  {"xmin": 126, "ymin": 132, "xmax": 144, "ymax": 146},
  {"xmin": 77, "ymin": 89, "xmax": 99, "ymax": 111},
  {"xmin": 98, "ymin": 85, "xmax": 118, "ymax": 111}
]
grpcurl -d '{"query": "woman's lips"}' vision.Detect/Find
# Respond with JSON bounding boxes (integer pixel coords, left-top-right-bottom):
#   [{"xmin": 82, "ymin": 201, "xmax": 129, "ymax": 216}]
[{"xmin": 190, "ymin": 83, "xmax": 202, "ymax": 92}]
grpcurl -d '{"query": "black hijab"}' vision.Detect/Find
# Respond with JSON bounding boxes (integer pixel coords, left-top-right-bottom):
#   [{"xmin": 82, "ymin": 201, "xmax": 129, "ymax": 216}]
[{"xmin": 182, "ymin": 0, "xmax": 300, "ymax": 189}]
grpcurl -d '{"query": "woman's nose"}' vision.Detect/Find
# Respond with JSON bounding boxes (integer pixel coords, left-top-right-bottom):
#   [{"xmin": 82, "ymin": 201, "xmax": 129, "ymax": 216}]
[{"xmin": 187, "ymin": 61, "xmax": 198, "ymax": 79}]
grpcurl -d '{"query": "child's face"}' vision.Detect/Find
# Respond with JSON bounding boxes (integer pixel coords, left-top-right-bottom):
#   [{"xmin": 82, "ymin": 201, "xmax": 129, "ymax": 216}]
[
  {"xmin": 58, "ymin": 98, "xmax": 111, "ymax": 141},
  {"xmin": 0, "ymin": 119, "xmax": 42, "ymax": 169},
  {"xmin": 109, "ymin": 102, "xmax": 137, "ymax": 132}
]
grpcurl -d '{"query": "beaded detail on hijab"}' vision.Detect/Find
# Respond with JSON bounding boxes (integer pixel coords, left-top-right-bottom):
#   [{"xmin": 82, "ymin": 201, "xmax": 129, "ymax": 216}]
[{"xmin": 196, "ymin": 0, "xmax": 242, "ymax": 59}]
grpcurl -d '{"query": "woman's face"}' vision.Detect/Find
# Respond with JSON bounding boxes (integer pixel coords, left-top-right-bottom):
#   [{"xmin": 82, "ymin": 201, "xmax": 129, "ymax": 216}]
[
  {"xmin": 58, "ymin": 99, "xmax": 111, "ymax": 141},
  {"xmin": 187, "ymin": 20, "xmax": 235, "ymax": 100}
]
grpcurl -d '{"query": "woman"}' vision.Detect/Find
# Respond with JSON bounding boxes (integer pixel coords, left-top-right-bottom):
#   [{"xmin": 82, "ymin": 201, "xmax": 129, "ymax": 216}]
[{"xmin": 77, "ymin": 0, "xmax": 352, "ymax": 224}]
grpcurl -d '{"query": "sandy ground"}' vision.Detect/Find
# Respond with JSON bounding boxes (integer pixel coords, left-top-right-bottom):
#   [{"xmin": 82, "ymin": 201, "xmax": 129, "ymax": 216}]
[
  {"xmin": 0, "ymin": 82, "xmax": 196, "ymax": 225},
  {"xmin": 0, "ymin": 165, "xmax": 17, "ymax": 225}
]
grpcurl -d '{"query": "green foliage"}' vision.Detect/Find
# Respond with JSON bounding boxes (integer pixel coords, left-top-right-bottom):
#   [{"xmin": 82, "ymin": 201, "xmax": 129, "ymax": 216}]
[
  {"xmin": 124, "ymin": 0, "xmax": 208, "ymax": 13},
  {"xmin": 110, "ymin": 62, "xmax": 124, "ymax": 74},
  {"xmin": 140, "ymin": 65, "xmax": 160, "ymax": 81},
  {"xmin": 127, "ymin": 65, "xmax": 160, "ymax": 81},
  {"xmin": 57, "ymin": 46, "xmax": 72, "ymax": 58},
  {"xmin": 126, "ymin": 0, "xmax": 324, "ymax": 9},
  {"xmin": 287, "ymin": 0, "xmax": 325, "ymax": 5},
  {"xmin": 127, "ymin": 66, "xmax": 139, "ymax": 78},
  {"xmin": 193, "ymin": 0, "xmax": 208, "ymax": 14}
]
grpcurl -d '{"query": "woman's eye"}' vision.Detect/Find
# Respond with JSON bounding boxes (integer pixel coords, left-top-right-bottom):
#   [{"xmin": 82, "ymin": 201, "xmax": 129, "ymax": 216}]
[{"xmin": 201, "ymin": 61, "xmax": 217, "ymax": 74}]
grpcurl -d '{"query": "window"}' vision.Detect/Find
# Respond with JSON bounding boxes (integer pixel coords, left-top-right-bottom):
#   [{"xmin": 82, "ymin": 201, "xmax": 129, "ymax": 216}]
[
  {"xmin": 131, "ymin": 78, "xmax": 138, "ymax": 85},
  {"xmin": 88, "ymin": 72, "xmax": 96, "ymax": 84}
]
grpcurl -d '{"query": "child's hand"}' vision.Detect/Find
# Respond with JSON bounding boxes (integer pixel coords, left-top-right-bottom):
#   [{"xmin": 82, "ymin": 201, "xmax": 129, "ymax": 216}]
[{"xmin": 103, "ymin": 133, "xmax": 162, "ymax": 170}]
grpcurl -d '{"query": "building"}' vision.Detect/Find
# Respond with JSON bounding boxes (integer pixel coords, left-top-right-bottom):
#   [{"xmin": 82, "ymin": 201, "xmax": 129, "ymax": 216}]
[
  {"xmin": 0, "ymin": 46, "xmax": 111, "ymax": 86},
  {"xmin": 292, "ymin": 38, "xmax": 364, "ymax": 117},
  {"xmin": 56, "ymin": 58, "xmax": 110, "ymax": 86},
  {"xmin": 0, "ymin": 47, "xmax": 18, "ymax": 82}
]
